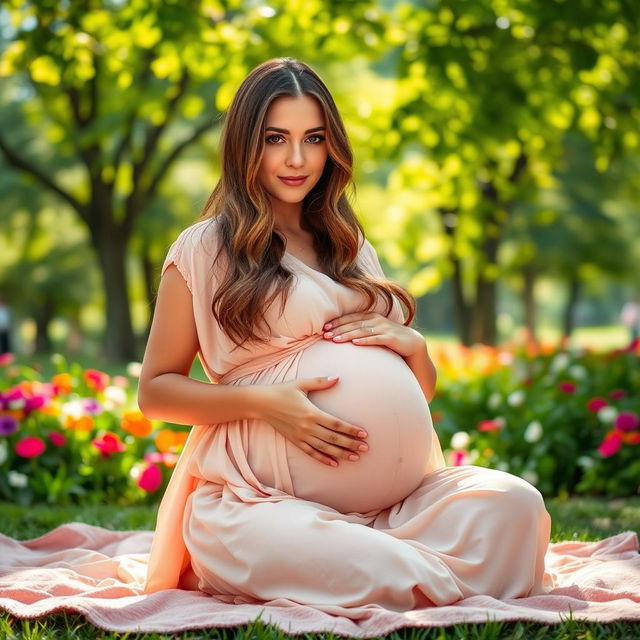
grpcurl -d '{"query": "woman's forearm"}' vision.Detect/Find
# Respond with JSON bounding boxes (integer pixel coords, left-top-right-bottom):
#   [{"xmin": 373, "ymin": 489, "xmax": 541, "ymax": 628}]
[
  {"xmin": 138, "ymin": 374, "xmax": 264, "ymax": 425},
  {"xmin": 404, "ymin": 340, "xmax": 437, "ymax": 404}
]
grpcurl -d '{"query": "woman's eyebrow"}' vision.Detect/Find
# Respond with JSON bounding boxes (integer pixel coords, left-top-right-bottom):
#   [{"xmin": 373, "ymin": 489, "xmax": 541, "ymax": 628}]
[{"xmin": 265, "ymin": 126, "xmax": 326, "ymax": 134}]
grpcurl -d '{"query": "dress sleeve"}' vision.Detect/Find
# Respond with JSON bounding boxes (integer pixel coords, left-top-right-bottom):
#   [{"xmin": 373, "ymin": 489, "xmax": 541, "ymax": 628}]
[{"xmin": 161, "ymin": 226, "xmax": 196, "ymax": 293}]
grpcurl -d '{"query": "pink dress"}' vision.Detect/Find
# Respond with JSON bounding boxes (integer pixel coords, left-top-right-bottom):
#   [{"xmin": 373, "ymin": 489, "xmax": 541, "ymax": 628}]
[{"xmin": 144, "ymin": 217, "xmax": 552, "ymax": 610}]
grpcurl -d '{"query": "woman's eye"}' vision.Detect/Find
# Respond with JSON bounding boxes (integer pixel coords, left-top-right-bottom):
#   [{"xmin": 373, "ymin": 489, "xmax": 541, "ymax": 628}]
[{"xmin": 265, "ymin": 135, "xmax": 326, "ymax": 144}]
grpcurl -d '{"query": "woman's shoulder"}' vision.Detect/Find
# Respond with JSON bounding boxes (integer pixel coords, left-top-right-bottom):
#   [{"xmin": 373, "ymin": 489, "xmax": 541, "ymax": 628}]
[{"xmin": 172, "ymin": 216, "xmax": 222, "ymax": 257}]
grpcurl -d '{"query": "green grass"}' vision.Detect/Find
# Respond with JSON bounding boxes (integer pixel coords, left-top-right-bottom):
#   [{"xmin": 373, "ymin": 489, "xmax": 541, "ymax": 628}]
[{"xmin": 1, "ymin": 497, "xmax": 638, "ymax": 639}]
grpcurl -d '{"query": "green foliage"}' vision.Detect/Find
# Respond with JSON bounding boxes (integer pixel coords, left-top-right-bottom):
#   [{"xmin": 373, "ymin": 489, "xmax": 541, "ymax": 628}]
[{"xmin": 432, "ymin": 340, "xmax": 640, "ymax": 497}]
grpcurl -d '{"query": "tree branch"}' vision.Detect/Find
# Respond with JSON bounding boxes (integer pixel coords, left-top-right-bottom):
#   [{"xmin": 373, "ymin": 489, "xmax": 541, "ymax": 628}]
[{"xmin": 0, "ymin": 133, "xmax": 88, "ymax": 222}]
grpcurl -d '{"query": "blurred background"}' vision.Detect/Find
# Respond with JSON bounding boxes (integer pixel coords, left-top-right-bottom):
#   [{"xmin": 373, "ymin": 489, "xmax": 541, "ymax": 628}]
[
  {"xmin": 1, "ymin": 1, "xmax": 639, "ymax": 506},
  {"xmin": 1, "ymin": 0, "xmax": 638, "ymax": 364}
]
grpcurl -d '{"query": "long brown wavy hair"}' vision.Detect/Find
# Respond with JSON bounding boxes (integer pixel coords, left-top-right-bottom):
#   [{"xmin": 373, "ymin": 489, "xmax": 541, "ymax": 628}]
[{"xmin": 196, "ymin": 57, "xmax": 416, "ymax": 349}]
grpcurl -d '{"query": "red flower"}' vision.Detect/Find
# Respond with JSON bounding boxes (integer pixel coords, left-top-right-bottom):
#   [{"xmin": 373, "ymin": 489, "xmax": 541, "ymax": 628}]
[
  {"xmin": 609, "ymin": 389, "xmax": 627, "ymax": 400},
  {"xmin": 137, "ymin": 464, "xmax": 162, "ymax": 492},
  {"xmin": 478, "ymin": 419, "xmax": 503, "ymax": 432},
  {"xmin": 598, "ymin": 431, "xmax": 622, "ymax": 457},
  {"xmin": 92, "ymin": 432, "xmax": 126, "ymax": 458},
  {"xmin": 614, "ymin": 411, "xmax": 639, "ymax": 432},
  {"xmin": 586, "ymin": 397, "xmax": 608, "ymax": 412},
  {"xmin": 48, "ymin": 431, "xmax": 66, "ymax": 447},
  {"xmin": 83, "ymin": 369, "xmax": 110, "ymax": 392},
  {"xmin": 15, "ymin": 436, "xmax": 46, "ymax": 458},
  {"xmin": 522, "ymin": 377, "xmax": 534, "ymax": 387},
  {"xmin": 558, "ymin": 381, "xmax": 576, "ymax": 393}
]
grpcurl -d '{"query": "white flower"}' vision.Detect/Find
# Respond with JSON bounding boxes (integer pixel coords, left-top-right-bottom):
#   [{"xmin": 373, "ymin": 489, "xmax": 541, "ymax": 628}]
[
  {"xmin": 450, "ymin": 431, "xmax": 471, "ymax": 450},
  {"xmin": 497, "ymin": 351, "xmax": 514, "ymax": 366},
  {"xmin": 568, "ymin": 364, "xmax": 587, "ymax": 380},
  {"xmin": 507, "ymin": 390, "xmax": 525, "ymax": 407},
  {"xmin": 61, "ymin": 399, "xmax": 85, "ymax": 419},
  {"xmin": 8, "ymin": 470, "xmax": 28, "ymax": 488},
  {"xmin": 126, "ymin": 362, "xmax": 143, "ymax": 378},
  {"xmin": 488, "ymin": 392, "xmax": 502, "ymax": 409},
  {"xmin": 104, "ymin": 385, "xmax": 127, "ymax": 407},
  {"xmin": 521, "ymin": 470, "xmax": 539, "ymax": 486},
  {"xmin": 0, "ymin": 441, "xmax": 7, "ymax": 465},
  {"xmin": 577, "ymin": 455, "xmax": 595, "ymax": 470},
  {"xmin": 550, "ymin": 353, "xmax": 570, "ymax": 373},
  {"xmin": 597, "ymin": 406, "xmax": 619, "ymax": 424},
  {"xmin": 524, "ymin": 420, "xmax": 543, "ymax": 443},
  {"xmin": 493, "ymin": 416, "xmax": 507, "ymax": 428},
  {"xmin": 8, "ymin": 399, "xmax": 25, "ymax": 410},
  {"xmin": 129, "ymin": 463, "xmax": 143, "ymax": 480},
  {"xmin": 496, "ymin": 461, "xmax": 510, "ymax": 472}
]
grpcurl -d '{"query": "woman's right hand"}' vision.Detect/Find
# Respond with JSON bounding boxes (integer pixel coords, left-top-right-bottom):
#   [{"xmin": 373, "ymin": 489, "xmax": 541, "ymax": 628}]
[{"xmin": 251, "ymin": 376, "xmax": 369, "ymax": 467}]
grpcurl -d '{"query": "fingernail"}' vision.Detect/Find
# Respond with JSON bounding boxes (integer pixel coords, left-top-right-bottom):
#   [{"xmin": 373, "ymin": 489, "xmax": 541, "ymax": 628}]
[
  {"xmin": 358, "ymin": 431, "xmax": 367, "ymax": 438},
  {"xmin": 348, "ymin": 454, "xmax": 359, "ymax": 461},
  {"xmin": 324, "ymin": 331, "xmax": 333, "ymax": 338},
  {"xmin": 358, "ymin": 444, "xmax": 369, "ymax": 451},
  {"xmin": 324, "ymin": 322, "xmax": 332, "ymax": 329}
]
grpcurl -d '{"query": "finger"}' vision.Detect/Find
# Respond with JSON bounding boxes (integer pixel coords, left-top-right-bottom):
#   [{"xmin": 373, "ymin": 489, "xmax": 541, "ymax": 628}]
[
  {"xmin": 352, "ymin": 334, "xmax": 380, "ymax": 344},
  {"xmin": 315, "ymin": 424, "xmax": 369, "ymax": 453},
  {"xmin": 330, "ymin": 326, "xmax": 375, "ymax": 342},
  {"xmin": 296, "ymin": 440, "xmax": 338, "ymax": 467},
  {"xmin": 317, "ymin": 410, "xmax": 368, "ymax": 440},
  {"xmin": 307, "ymin": 436, "xmax": 362, "ymax": 462},
  {"xmin": 324, "ymin": 313, "xmax": 375, "ymax": 330}
]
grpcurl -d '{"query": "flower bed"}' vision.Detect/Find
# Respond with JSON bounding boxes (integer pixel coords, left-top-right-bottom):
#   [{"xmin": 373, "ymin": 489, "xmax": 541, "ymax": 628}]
[
  {"xmin": 1, "ymin": 338, "xmax": 639, "ymax": 504},
  {"xmin": 0, "ymin": 353, "xmax": 187, "ymax": 505},
  {"xmin": 431, "ymin": 338, "xmax": 640, "ymax": 498}
]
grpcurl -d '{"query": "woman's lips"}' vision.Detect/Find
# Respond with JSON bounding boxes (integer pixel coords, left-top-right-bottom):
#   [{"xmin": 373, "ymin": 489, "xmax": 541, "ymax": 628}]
[{"xmin": 279, "ymin": 176, "xmax": 307, "ymax": 186}]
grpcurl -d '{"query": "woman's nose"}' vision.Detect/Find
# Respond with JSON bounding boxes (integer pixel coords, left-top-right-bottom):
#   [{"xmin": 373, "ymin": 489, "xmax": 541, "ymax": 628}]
[{"xmin": 286, "ymin": 143, "xmax": 304, "ymax": 167}]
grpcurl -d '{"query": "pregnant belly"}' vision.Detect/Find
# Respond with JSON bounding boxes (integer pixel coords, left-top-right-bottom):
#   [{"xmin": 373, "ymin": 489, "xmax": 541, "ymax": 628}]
[{"xmin": 287, "ymin": 339, "xmax": 433, "ymax": 514}]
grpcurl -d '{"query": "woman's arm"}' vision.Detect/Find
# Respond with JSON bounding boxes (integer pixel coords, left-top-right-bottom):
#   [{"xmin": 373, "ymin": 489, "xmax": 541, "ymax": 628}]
[
  {"xmin": 138, "ymin": 265, "xmax": 264, "ymax": 425},
  {"xmin": 403, "ymin": 333, "xmax": 437, "ymax": 404}
]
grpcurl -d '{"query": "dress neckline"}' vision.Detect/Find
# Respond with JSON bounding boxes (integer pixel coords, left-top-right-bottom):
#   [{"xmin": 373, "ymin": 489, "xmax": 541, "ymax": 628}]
[{"xmin": 283, "ymin": 251, "xmax": 333, "ymax": 280}]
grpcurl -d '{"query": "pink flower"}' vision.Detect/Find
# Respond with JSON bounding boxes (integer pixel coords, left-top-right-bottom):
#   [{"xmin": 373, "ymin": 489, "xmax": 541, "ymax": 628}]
[
  {"xmin": 558, "ymin": 381, "xmax": 576, "ymax": 393},
  {"xmin": 137, "ymin": 464, "xmax": 162, "ymax": 492},
  {"xmin": 48, "ymin": 431, "xmax": 66, "ymax": 447},
  {"xmin": 449, "ymin": 450, "xmax": 470, "ymax": 466},
  {"xmin": 112, "ymin": 376, "xmax": 129, "ymax": 388},
  {"xmin": 614, "ymin": 411, "xmax": 639, "ymax": 432},
  {"xmin": 609, "ymin": 389, "xmax": 627, "ymax": 400},
  {"xmin": 15, "ymin": 436, "xmax": 46, "ymax": 458},
  {"xmin": 0, "ymin": 353, "xmax": 15, "ymax": 366},
  {"xmin": 478, "ymin": 419, "xmax": 503, "ymax": 432},
  {"xmin": 586, "ymin": 397, "xmax": 608, "ymax": 412},
  {"xmin": 598, "ymin": 431, "xmax": 622, "ymax": 457}
]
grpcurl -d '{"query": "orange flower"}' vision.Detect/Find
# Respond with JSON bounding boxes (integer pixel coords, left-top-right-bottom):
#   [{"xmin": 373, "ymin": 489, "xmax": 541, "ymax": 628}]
[
  {"xmin": 2, "ymin": 409, "xmax": 24, "ymax": 421},
  {"xmin": 41, "ymin": 405, "xmax": 61, "ymax": 416},
  {"xmin": 154, "ymin": 428, "xmax": 189, "ymax": 453},
  {"xmin": 83, "ymin": 369, "xmax": 110, "ymax": 392},
  {"xmin": 52, "ymin": 373, "xmax": 73, "ymax": 395},
  {"xmin": 121, "ymin": 410, "xmax": 153, "ymax": 437},
  {"xmin": 64, "ymin": 415, "xmax": 94, "ymax": 432}
]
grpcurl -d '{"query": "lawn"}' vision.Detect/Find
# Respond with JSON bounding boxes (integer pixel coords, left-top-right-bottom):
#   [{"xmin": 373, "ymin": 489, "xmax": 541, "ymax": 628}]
[{"xmin": 1, "ymin": 497, "xmax": 638, "ymax": 639}]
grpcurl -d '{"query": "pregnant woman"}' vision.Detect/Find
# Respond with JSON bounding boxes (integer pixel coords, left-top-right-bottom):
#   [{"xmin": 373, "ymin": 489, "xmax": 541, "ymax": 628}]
[{"xmin": 138, "ymin": 57, "xmax": 552, "ymax": 610}]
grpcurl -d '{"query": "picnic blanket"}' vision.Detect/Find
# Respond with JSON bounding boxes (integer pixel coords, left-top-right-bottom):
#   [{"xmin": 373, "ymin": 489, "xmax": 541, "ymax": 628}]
[{"xmin": 0, "ymin": 523, "xmax": 639, "ymax": 635}]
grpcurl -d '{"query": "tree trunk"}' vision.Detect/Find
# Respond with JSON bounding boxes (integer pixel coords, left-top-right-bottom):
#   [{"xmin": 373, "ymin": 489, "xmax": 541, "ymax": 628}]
[
  {"xmin": 94, "ymin": 232, "xmax": 137, "ymax": 363},
  {"xmin": 142, "ymin": 249, "xmax": 156, "ymax": 344},
  {"xmin": 34, "ymin": 295, "xmax": 54, "ymax": 354},
  {"xmin": 562, "ymin": 275, "xmax": 581, "ymax": 345},
  {"xmin": 522, "ymin": 264, "xmax": 538, "ymax": 344}
]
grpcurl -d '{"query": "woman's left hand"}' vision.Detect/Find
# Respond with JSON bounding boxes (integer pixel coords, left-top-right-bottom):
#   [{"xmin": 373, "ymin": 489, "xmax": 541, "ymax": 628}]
[{"xmin": 321, "ymin": 312, "xmax": 425, "ymax": 358}]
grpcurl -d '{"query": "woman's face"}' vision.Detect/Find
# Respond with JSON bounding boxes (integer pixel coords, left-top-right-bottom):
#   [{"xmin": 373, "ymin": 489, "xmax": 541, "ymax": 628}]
[{"xmin": 258, "ymin": 94, "xmax": 328, "ymax": 216}]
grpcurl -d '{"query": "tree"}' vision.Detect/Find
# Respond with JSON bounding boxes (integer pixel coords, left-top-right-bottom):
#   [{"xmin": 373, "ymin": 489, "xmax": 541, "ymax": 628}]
[{"xmin": 373, "ymin": 0, "xmax": 640, "ymax": 345}]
